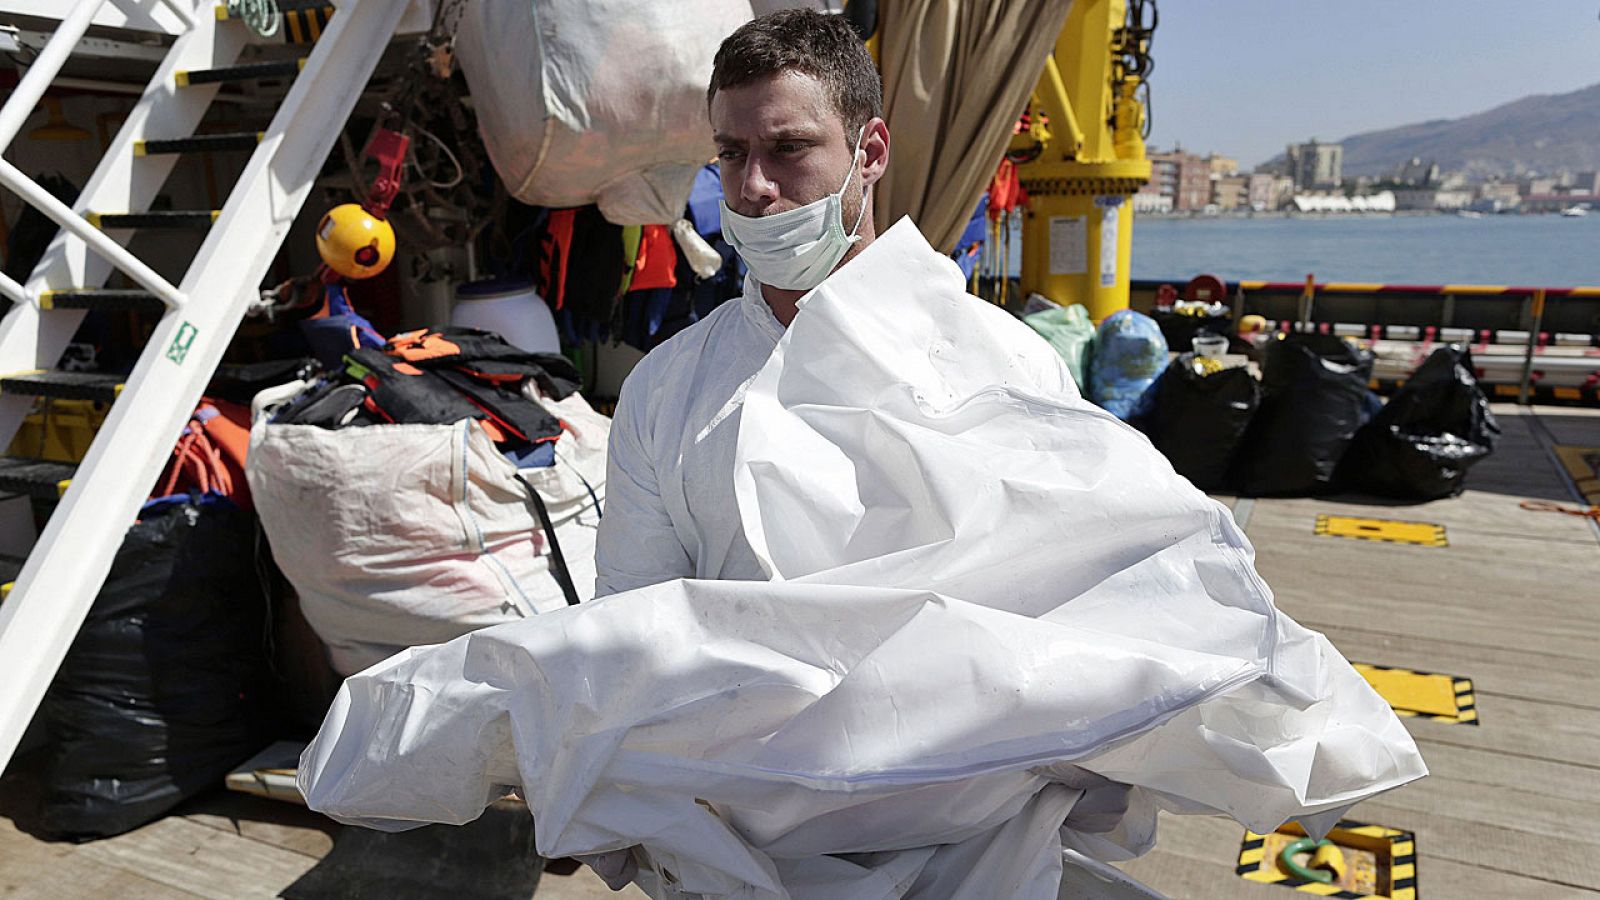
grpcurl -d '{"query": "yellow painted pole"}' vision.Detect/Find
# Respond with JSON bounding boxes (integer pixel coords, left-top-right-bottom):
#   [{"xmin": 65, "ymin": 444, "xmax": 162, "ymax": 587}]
[{"xmin": 1015, "ymin": 0, "xmax": 1150, "ymax": 321}]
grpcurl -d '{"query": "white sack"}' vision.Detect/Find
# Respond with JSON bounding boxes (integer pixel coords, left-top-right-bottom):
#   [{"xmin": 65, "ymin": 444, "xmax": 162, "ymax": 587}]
[
  {"xmin": 248, "ymin": 394, "xmax": 607, "ymax": 675},
  {"xmin": 455, "ymin": 1, "xmax": 753, "ymax": 224},
  {"xmin": 300, "ymin": 221, "xmax": 1424, "ymax": 897}
]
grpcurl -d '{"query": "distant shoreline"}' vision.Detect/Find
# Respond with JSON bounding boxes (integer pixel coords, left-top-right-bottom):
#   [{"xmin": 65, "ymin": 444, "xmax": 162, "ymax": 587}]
[{"xmin": 1136, "ymin": 209, "xmax": 1578, "ymax": 221}]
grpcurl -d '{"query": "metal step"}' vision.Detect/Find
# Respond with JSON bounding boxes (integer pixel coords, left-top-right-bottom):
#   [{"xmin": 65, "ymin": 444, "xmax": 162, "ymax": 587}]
[
  {"xmin": 39, "ymin": 290, "xmax": 168, "ymax": 315},
  {"xmin": 0, "ymin": 371, "xmax": 124, "ymax": 403},
  {"xmin": 88, "ymin": 211, "xmax": 220, "ymax": 230},
  {"xmin": 135, "ymin": 132, "xmax": 263, "ymax": 156},
  {"xmin": 0, "ymin": 458, "xmax": 76, "ymax": 500},
  {"xmin": 175, "ymin": 58, "xmax": 306, "ymax": 87}
]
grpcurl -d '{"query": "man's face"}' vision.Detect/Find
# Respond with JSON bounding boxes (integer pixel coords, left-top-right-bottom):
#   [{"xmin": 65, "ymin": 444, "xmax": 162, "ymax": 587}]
[{"xmin": 710, "ymin": 71, "xmax": 862, "ymax": 221}]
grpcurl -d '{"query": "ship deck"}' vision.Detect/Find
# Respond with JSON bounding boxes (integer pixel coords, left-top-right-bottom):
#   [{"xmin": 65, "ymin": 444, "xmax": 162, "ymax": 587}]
[{"xmin": 2, "ymin": 402, "xmax": 1597, "ymax": 899}]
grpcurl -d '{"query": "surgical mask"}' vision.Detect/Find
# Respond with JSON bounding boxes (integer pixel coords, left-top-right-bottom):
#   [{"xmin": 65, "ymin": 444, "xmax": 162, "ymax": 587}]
[{"xmin": 720, "ymin": 128, "xmax": 868, "ymax": 291}]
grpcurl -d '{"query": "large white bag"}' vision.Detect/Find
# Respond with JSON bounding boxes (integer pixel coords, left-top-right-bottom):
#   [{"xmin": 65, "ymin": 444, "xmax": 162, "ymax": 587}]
[
  {"xmin": 456, "ymin": 1, "xmax": 839, "ymax": 224},
  {"xmin": 454, "ymin": 0, "xmax": 746, "ymax": 224},
  {"xmin": 300, "ymin": 222, "xmax": 1424, "ymax": 898},
  {"xmin": 248, "ymin": 394, "xmax": 608, "ymax": 675}
]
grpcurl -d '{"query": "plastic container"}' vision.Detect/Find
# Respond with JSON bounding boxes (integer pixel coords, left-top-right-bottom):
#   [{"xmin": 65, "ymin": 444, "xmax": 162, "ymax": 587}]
[
  {"xmin": 450, "ymin": 279, "xmax": 560, "ymax": 354},
  {"xmin": 1191, "ymin": 332, "xmax": 1228, "ymax": 359},
  {"xmin": 8, "ymin": 399, "xmax": 110, "ymax": 463}
]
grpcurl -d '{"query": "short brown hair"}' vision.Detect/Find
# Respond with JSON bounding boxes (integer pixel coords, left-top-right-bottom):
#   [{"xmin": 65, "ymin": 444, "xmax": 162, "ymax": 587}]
[{"xmin": 708, "ymin": 9, "xmax": 883, "ymax": 142}]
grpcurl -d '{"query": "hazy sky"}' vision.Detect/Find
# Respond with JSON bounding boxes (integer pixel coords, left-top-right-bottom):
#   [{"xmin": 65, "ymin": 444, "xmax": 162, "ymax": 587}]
[{"xmin": 1146, "ymin": 1, "xmax": 1600, "ymax": 167}]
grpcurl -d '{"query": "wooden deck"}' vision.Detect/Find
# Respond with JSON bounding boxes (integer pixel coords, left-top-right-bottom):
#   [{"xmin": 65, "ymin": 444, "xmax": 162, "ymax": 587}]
[
  {"xmin": 1121, "ymin": 403, "xmax": 1600, "ymax": 898},
  {"xmin": 1, "ymin": 403, "xmax": 1596, "ymax": 899}
]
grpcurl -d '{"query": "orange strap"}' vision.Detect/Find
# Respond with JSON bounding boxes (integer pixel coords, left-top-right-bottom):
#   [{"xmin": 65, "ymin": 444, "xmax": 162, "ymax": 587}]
[{"xmin": 1520, "ymin": 499, "xmax": 1600, "ymax": 520}]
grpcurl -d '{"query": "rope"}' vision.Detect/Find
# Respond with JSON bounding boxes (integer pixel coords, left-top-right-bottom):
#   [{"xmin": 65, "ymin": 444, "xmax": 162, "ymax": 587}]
[
  {"xmin": 1520, "ymin": 499, "xmax": 1600, "ymax": 521},
  {"xmin": 227, "ymin": 0, "xmax": 281, "ymax": 38}
]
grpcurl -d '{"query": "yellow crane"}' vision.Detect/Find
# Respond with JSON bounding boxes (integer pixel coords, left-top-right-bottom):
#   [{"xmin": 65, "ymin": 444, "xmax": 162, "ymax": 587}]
[{"xmin": 1013, "ymin": 0, "xmax": 1154, "ymax": 321}]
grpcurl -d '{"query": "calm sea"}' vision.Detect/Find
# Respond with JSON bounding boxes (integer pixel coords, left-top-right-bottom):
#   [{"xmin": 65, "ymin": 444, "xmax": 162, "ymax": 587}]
[{"xmin": 1129, "ymin": 214, "xmax": 1600, "ymax": 287}]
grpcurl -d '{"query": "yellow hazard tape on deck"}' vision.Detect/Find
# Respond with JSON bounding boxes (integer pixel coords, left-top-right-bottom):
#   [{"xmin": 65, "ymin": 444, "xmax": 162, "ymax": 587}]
[
  {"xmin": 1353, "ymin": 662, "xmax": 1477, "ymax": 725},
  {"xmin": 1314, "ymin": 515, "xmax": 1447, "ymax": 547},
  {"xmin": 1237, "ymin": 818, "xmax": 1416, "ymax": 899}
]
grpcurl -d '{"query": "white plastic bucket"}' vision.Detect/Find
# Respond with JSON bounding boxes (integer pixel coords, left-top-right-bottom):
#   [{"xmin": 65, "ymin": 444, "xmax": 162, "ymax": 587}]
[{"xmin": 450, "ymin": 280, "xmax": 560, "ymax": 354}]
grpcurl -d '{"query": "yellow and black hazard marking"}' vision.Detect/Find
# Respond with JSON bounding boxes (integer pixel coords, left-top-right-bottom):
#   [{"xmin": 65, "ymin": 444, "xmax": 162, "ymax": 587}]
[
  {"xmin": 1238, "ymin": 818, "xmax": 1416, "ymax": 899},
  {"xmin": 1314, "ymin": 515, "xmax": 1447, "ymax": 547},
  {"xmin": 215, "ymin": 3, "xmax": 334, "ymax": 44},
  {"xmin": 1353, "ymin": 662, "xmax": 1477, "ymax": 725},
  {"xmin": 1492, "ymin": 382, "xmax": 1600, "ymax": 404},
  {"xmin": 281, "ymin": 5, "xmax": 334, "ymax": 44},
  {"xmin": 1552, "ymin": 445, "xmax": 1600, "ymax": 505}
]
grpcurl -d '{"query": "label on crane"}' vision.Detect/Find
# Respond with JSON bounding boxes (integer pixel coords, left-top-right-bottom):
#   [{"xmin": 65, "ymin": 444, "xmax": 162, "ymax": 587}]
[
  {"xmin": 1096, "ymin": 196, "xmax": 1122, "ymax": 287},
  {"xmin": 1048, "ymin": 216, "xmax": 1087, "ymax": 275}
]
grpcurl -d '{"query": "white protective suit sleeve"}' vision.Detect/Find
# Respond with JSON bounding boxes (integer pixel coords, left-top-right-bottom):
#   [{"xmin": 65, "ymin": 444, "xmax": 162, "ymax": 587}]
[
  {"xmin": 593, "ymin": 361, "xmax": 694, "ymax": 598},
  {"xmin": 300, "ymin": 219, "xmax": 1425, "ymax": 900}
]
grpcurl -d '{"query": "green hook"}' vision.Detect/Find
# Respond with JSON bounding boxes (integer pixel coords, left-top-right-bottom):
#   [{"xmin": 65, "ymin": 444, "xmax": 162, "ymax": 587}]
[{"xmin": 1279, "ymin": 837, "xmax": 1345, "ymax": 884}]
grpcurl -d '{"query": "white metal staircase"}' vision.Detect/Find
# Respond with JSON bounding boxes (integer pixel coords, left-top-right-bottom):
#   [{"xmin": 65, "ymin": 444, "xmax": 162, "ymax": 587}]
[{"xmin": 0, "ymin": 0, "xmax": 421, "ymax": 772}]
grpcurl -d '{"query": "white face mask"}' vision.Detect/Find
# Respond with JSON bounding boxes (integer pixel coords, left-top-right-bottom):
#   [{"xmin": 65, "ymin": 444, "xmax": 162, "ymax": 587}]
[{"xmin": 720, "ymin": 127, "xmax": 869, "ymax": 292}]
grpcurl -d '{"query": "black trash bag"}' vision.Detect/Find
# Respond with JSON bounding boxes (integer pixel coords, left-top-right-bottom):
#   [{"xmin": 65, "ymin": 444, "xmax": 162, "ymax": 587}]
[
  {"xmin": 1133, "ymin": 354, "xmax": 1262, "ymax": 491},
  {"xmin": 1230, "ymin": 333, "xmax": 1374, "ymax": 496},
  {"xmin": 1153, "ymin": 310, "xmax": 1232, "ymax": 354},
  {"xmin": 40, "ymin": 495, "xmax": 271, "ymax": 839},
  {"xmin": 1336, "ymin": 346, "xmax": 1500, "ymax": 500}
]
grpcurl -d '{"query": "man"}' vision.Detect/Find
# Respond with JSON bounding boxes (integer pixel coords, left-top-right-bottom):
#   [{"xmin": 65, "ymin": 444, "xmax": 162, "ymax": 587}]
[
  {"xmin": 299, "ymin": 16, "xmax": 1422, "ymax": 891},
  {"xmin": 593, "ymin": 9, "xmax": 891, "ymax": 598},
  {"xmin": 584, "ymin": 10, "xmax": 890, "ymax": 889}
]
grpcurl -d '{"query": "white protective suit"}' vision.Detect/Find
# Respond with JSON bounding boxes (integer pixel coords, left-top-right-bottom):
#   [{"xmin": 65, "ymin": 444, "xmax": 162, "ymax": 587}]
[{"xmin": 301, "ymin": 219, "xmax": 1426, "ymax": 899}]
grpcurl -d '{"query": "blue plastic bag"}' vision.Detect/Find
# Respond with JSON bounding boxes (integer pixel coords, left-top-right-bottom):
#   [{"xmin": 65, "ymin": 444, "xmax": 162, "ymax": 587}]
[{"xmin": 1089, "ymin": 309, "xmax": 1168, "ymax": 419}]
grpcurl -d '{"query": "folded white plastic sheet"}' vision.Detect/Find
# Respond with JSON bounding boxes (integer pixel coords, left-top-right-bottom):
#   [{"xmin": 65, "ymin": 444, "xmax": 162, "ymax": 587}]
[
  {"xmin": 300, "ymin": 221, "xmax": 1425, "ymax": 898},
  {"xmin": 248, "ymin": 393, "xmax": 608, "ymax": 676}
]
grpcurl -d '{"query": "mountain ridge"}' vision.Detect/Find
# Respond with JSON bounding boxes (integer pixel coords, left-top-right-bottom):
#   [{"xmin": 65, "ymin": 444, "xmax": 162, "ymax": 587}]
[{"xmin": 1265, "ymin": 82, "xmax": 1600, "ymax": 179}]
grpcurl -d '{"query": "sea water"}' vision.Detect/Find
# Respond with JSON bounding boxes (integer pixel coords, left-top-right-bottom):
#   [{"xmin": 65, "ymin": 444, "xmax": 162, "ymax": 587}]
[{"xmin": 1130, "ymin": 213, "xmax": 1600, "ymax": 287}]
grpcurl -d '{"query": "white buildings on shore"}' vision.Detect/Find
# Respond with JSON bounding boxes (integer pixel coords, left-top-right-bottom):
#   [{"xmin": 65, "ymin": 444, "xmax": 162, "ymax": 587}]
[{"xmin": 1291, "ymin": 191, "xmax": 1396, "ymax": 213}]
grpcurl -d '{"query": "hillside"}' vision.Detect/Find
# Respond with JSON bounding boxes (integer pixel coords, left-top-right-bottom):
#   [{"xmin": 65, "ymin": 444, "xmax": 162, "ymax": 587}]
[{"xmin": 1274, "ymin": 82, "xmax": 1600, "ymax": 179}]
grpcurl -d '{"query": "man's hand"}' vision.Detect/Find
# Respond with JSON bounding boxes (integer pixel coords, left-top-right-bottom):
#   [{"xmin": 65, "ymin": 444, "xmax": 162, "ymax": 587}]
[{"xmin": 577, "ymin": 849, "xmax": 639, "ymax": 891}]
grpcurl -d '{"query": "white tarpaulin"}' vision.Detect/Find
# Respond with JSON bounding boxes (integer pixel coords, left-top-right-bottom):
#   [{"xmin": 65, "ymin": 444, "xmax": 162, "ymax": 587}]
[
  {"xmin": 300, "ymin": 221, "xmax": 1424, "ymax": 898},
  {"xmin": 248, "ymin": 393, "xmax": 608, "ymax": 676}
]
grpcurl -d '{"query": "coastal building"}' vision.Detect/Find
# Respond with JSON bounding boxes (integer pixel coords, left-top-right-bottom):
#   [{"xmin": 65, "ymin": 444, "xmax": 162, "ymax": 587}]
[
  {"xmin": 1291, "ymin": 190, "xmax": 1395, "ymax": 213},
  {"xmin": 1211, "ymin": 174, "xmax": 1249, "ymax": 211},
  {"xmin": 1131, "ymin": 191, "xmax": 1173, "ymax": 213},
  {"xmin": 1145, "ymin": 147, "xmax": 1210, "ymax": 211},
  {"xmin": 1523, "ymin": 192, "xmax": 1600, "ymax": 213},
  {"xmin": 1206, "ymin": 154, "xmax": 1238, "ymax": 178},
  {"xmin": 1528, "ymin": 176, "xmax": 1561, "ymax": 196},
  {"xmin": 1248, "ymin": 172, "xmax": 1294, "ymax": 211},
  {"xmin": 1139, "ymin": 154, "xmax": 1178, "ymax": 209},
  {"xmin": 1476, "ymin": 180, "xmax": 1522, "ymax": 212},
  {"xmin": 1392, "ymin": 157, "xmax": 1439, "ymax": 186},
  {"xmin": 1286, "ymin": 139, "xmax": 1342, "ymax": 190}
]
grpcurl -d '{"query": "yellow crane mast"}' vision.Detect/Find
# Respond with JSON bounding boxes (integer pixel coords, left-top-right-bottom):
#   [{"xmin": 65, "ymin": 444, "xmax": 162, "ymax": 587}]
[{"xmin": 1014, "ymin": 0, "xmax": 1154, "ymax": 321}]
